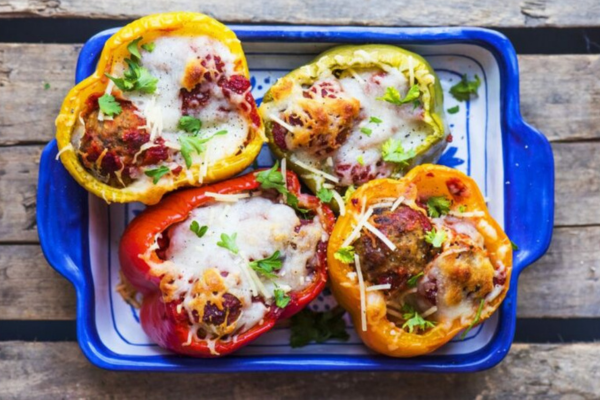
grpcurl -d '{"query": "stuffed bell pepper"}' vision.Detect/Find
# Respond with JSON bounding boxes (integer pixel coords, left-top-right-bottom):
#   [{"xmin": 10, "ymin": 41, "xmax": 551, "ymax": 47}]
[
  {"xmin": 259, "ymin": 45, "xmax": 447, "ymax": 212},
  {"xmin": 327, "ymin": 165, "xmax": 512, "ymax": 357},
  {"xmin": 55, "ymin": 12, "xmax": 264, "ymax": 204},
  {"xmin": 119, "ymin": 168, "xmax": 334, "ymax": 357}
]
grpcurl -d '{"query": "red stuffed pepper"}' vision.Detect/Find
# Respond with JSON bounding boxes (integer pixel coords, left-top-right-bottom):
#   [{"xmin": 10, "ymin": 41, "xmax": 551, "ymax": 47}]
[{"xmin": 119, "ymin": 167, "xmax": 334, "ymax": 357}]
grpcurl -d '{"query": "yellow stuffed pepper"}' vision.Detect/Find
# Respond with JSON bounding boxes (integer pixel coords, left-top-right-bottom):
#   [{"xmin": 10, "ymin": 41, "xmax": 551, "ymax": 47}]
[
  {"xmin": 55, "ymin": 12, "xmax": 264, "ymax": 204},
  {"xmin": 327, "ymin": 164, "xmax": 512, "ymax": 357}
]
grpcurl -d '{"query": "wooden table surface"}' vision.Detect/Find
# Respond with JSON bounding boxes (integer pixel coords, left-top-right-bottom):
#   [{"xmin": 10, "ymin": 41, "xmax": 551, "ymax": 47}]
[{"xmin": 1, "ymin": 2, "xmax": 599, "ymax": 398}]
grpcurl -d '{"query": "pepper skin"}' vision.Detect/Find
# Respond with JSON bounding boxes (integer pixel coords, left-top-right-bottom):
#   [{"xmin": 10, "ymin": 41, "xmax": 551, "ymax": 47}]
[
  {"xmin": 259, "ymin": 45, "xmax": 448, "ymax": 211},
  {"xmin": 55, "ymin": 12, "xmax": 264, "ymax": 205},
  {"xmin": 327, "ymin": 164, "xmax": 512, "ymax": 357},
  {"xmin": 119, "ymin": 170, "xmax": 335, "ymax": 357}
]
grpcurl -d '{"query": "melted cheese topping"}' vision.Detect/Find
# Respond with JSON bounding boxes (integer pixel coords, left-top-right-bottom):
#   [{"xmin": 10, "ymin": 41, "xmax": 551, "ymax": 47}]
[{"xmin": 150, "ymin": 196, "xmax": 326, "ymax": 340}]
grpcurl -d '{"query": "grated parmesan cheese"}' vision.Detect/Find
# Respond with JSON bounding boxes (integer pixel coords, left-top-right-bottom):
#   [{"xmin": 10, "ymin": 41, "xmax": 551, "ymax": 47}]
[{"xmin": 354, "ymin": 253, "xmax": 367, "ymax": 332}]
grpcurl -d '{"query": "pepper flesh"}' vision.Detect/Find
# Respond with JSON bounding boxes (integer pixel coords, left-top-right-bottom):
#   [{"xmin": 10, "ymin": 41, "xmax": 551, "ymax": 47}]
[
  {"xmin": 259, "ymin": 45, "xmax": 448, "ymax": 212},
  {"xmin": 119, "ymin": 170, "xmax": 334, "ymax": 357},
  {"xmin": 55, "ymin": 12, "xmax": 265, "ymax": 205},
  {"xmin": 327, "ymin": 164, "xmax": 512, "ymax": 357}
]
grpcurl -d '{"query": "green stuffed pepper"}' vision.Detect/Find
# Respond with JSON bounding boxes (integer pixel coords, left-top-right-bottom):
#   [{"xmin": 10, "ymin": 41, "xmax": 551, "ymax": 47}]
[{"xmin": 259, "ymin": 44, "xmax": 448, "ymax": 213}]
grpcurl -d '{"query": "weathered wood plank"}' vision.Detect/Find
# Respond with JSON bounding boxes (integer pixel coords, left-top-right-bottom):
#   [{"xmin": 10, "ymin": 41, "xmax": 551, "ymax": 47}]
[
  {"xmin": 0, "ymin": 342, "xmax": 598, "ymax": 399},
  {"xmin": 0, "ymin": 142, "xmax": 595, "ymax": 243},
  {"xmin": 0, "ymin": 44, "xmax": 599, "ymax": 144},
  {"xmin": 1, "ymin": 226, "xmax": 598, "ymax": 320},
  {"xmin": 1, "ymin": 1, "xmax": 600, "ymax": 28},
  {"xmin": 0, "ymin": 245, "xmax": 75, "ymax": 320}
]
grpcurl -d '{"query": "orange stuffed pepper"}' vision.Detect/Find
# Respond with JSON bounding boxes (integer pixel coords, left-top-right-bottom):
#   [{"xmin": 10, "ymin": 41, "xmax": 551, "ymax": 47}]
[{"xmin": 327, "ymin": 164, "xmax": 512, "ymax": 357}]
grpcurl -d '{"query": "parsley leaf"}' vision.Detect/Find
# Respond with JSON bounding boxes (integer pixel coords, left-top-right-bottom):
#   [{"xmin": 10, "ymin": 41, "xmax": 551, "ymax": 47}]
[
  {"xmin": 256, "ymin": 162, "xmax": 308, "ymax": 213},
  {"xmin": 360, "ymin": 127, "xmax": 372, "ymax": 136},
  {"xmin": 425, "ymin": 228, "xmax": 446, "ymax": 248},
  {"xmin": 458, "ymin": 204, "xmax": 467, "ymax": 213},
  {"xmin": 105, "ymin": 58, "xmax": 158, "ymax": 94},
  {"xmin": 377, "ymin": 84, "xmax": 420, "ymax": 106},
  {"xmin": 290, "ymin": 307, "xmax": 350, "ymax": 348},
  {"xmin": 177, "ymin": 116, "xmax": 202, "ymax": 133},
  {"xmin": 334, "ymin": 246, "xmax": 355, "ymax": 264},
  {"xmin": 249, "ymin": 251, "xmax": 283, "ymax": 279},
  {"xmin": 401, "ymin": 305, "xmax": 436, "ymax": 333},
  {"xmin": 189, "ymin": 221, "xmax": 208, "ymax": 238},
  {"xmin": 426, "ymin": 196, "xmax": 451, "ymax": 218},
  {"xmin": 357, "ymin": 155, "xmax": 365, "ymax": 166},
  {"xmin": 144, "ymin": 165, "xmax": 170, "ymax": 184},
  {"xmin": 127, "ymin": 37, "xmax": 143, "ymax": 61},
  {"xmin": 369, "ymin": 116, "xmax": 382, "ymax": 124},
  {"xmin": 274, "ymin": 287, "xmax": 291, "ymax": 308},
  {"xmin": 447, "ymin": 105, "xmax": 460, "ymax": 114},
  {"xmin": 343, "ymin": 185, "xmax": 356, "ymax": 203},
  {"xmin": 407, "ymin": 272, "xmax": 424, "ymax": 287},
  {"xmin": 381, "ymin": 139, "xmax": 416, "ymax": 166},
  {"xmin": 461, "ymin": 299, "xmax": 485, "ymax": 339},
  {"xmin": 178, "ymin": 130, "xmax": 228, "ymax": 168},
  {"xmin": 135, "ymin": 67, "xmax": 159, "ymax": 94},
  {"xmin": 43, "ymin": 82, "xmax": 51, "ymax": 90},
  {"xmin": 317, "ymin": 187, "xmax": 334, "ymax": 203},
  {"xmin": 141, "ymin": 42, "xmax": 155, "ymax": 52},
  {"xmin": 510, "ymin": 240, "xmax": 519, "ymax": 251},
  {"xmin": 450, "ymin": 74, "xmax": 481, "ymax": 102},
  {"xmin": 98, "ymin": 94, "xmax": 122, "ymax": 117},
  {"xmin": 217, "ymin": 233, "xmax": 238, "ymax": 254}
]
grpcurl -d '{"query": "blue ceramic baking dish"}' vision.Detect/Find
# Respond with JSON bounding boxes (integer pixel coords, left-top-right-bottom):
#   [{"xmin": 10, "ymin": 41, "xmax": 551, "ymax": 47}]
[{"xmin": 37, "ymin": 25, "xmax": 554, "ymax": 372}]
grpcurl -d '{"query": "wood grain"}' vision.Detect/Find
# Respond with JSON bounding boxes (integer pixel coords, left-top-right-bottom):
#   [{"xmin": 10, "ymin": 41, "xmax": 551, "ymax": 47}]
[
  {"xmin": 0, "ymin": 44, "xmax": 599, "ymax": 144},
  {"xmin": 1, "ymin": 1, "xmax": 600, "ymax": 28},
  {"xmin": 1, "ymin": 226, "xmax": 598, "ymax": 320},
  {"xmin": 0, "ymin": 341, "xmax": 599, "ymax": 399}
]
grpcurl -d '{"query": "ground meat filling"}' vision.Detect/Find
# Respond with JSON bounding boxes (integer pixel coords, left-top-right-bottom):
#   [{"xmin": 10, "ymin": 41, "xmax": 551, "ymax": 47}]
[
  {"xmin": 354, "ymin": 205, "xmax": 439, "ymax": 292},
  {"xmin": 201, "ymin": 293, "xmax": 243, "ymax": 326},
  {"xmin": 78, "ymin": 94, "xmax": 169, "ymax": 187}
]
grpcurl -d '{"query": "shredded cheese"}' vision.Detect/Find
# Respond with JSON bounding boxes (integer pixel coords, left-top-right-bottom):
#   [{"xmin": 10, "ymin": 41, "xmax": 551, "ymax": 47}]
[
  {"xmin": 290, "ymin": 157, "xmax": 340, "ymax": 183},
  {"xmin": 204, "ymin": 192, "xmax": 251, "ymax": 202},
  {"xmin": 341, "ymin": 207, "xmax": 374, "ymax": 248},
  {"xmin": 55, "ymin": 143, "xmax": 74, "ymax": 161},
  {"xmin": 448, "ymin": 210, "xmax": 486, "ymax": 218},
  {"xmin": 363, "ymin": 221, "xmax": 397, "ymax": 251},
  {"xmin": 366, "ymin": 284, "xmax": 391, "ymax": 292},
  {"xmin": 354, "ymin": 253, "xmax": 367, "ymax": 332},
  {"xmin": 269, "ymin": 114, "xmax": 296, "ymax": 133},
  {"xmin": 347, "ymin": 68, "xmax": 366, "ymax": 84},
  {"xmin": 421, "ymin": 306, "xmax": 438, "ymax": 318},
  {"xmin": 331, "ymin": 190, "xmax": 346, "ymax": 216},
  {"xmin": 372, "ymin": 202, "xmax": 394, "ymax": 209},
  {"xmin": 391, "ymin": 196, "xmax": 405, "ymax": 212}
]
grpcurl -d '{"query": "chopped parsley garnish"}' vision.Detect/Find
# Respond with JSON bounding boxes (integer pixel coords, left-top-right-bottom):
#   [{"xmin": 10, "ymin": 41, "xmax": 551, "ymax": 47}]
[
  {"xmin": 401, "ymin": 304, "xmax": 436, "ymax": 333},
  {"xmin": 98, "ymin": 93, "xmax": 122, "ymax": 117},
  {"xmin": 127, "ymin": 37, "xmax": 143, "ymax": 61},
  {"xmin": 290, "ymin": 306, "xmax": 350, "ymax": 348},
  {"xmin": 510, "ymin": 240, "xmax": 519, "ymax": 251},
  {"xmin": 317, "ymin": 187, "xmax": 334, "ymax": 203},
  {"xmin": 381, "ymin": 138, "xmax": 416, "ymax": 166},
  {"xmin": 447, "ymin": 105, "xmax": 460, "ymax": 114},
  {"xmin": 249, "ymin": 250, "xmax": 283, "ymax": 279},
  {"xmin": 426, "ymin": 196, "xmax": 451, "ymax": 218},
  {"xmin": 461, "ymin": 299, "xmax": 485, "ymax": 339},
  {"xmin": 189, "ymin": 221, "xmax": 208, "ymax": 238},
  {"xmin": 274, "ymin": 287, "xmax": 291, "ymax": 308},
  {"xmin": 178, "ymin": 130, "xmax": 227, "ymax": 168},
  {"xmin": 144, "ymin": 165, "xmax": 170, "ymax": 184},
  {"xmin": 357, "ymin": 155, "xmax": 365, "ymax": 166},
  {"xmin": 256, "ymin": 162, "xmax": 307, "ymax": 213},
  {"xmin": 360, "ymin": 127, "xmax": 372, "ymax": 136},
  {"xmin": 334, "ymin": 246, "xmax": 355, "ymax": 264},
  {"xmin": 43, "ymin": 82, "xmax": 50, "ymax": 90},
  {"xmin": 343, "ymin": 185, "xmax": 356, "ymax": 203},
  {"xmin": 450, "ymin": 74, "xmax": 481, "ymax": 102},
  {"xmin": 369, "ymin": 116, "xmax": 382, "ymax": 124},
  {"xmin": 105, "ymin": 58, "xmax": 158, "ymax": 94},
  {"xmin": 177, "ymin": 116, "xmax": 202, "ymax": 134},
  {"xmin": 425, "ymin": 228, "xmax": 446, "ymax": 248},
  {"xmin": 141, "ymin": 42, "xmax": 156, "ymax": 52},
  {"xmin": 458, "ymin": 204, "xmax": 467, "ymax": 213},
  {"xmin": 407, "ymin": 272, "xmax": 424, "ymax": 287},
  {"xmin": 217, "ymin": 232, "xmax": 239, "ymax": 254},
  {"xmin": 377, "ymin": 84, "xmax": 420, "ymax": 106}
]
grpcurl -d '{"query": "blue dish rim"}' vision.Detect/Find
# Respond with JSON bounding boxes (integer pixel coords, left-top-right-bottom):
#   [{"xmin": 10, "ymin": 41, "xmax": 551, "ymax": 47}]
[{"xmin": 37, "ymin": 25, "xmax": 554, "ymax": 372}]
